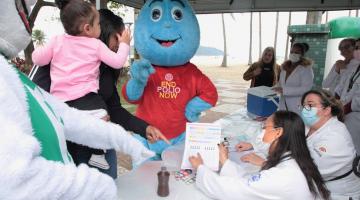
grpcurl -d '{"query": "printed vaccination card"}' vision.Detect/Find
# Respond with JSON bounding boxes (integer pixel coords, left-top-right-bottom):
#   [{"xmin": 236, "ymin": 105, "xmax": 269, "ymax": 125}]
[{"xmin": 181, "ymin": 123, "xmax": 221, "ymax": 171}]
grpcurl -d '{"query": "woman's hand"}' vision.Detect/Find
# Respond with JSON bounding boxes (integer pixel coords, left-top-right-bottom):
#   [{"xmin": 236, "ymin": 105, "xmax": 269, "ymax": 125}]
[
  {"xmin": 218, "ymin": 143, "xmax": 228, "ymax": 166},
  {"xmin": 189, "ymin": 153, "xmax": 203, "ymax": 169},
  {"xmin": 118, "ymin": 28, "xmax": 132, "ymax": 45},
  {"xmin": 235, "ymin": 142, "xmax": 253, "ymax": 152},
  {"xmin": 335, "ymin": 60, "xmax": 346, "ymax": 73},
  {"xmin": 145, "ymin": 125, "xmax": 170, "ymax": 144},
  {"xmin": 253, "ymin": 67, "xmax": 262, "ymax": 77},
  {"xmin": 241, "ymin": 153, "xmax": 265, "ymax": 166}
]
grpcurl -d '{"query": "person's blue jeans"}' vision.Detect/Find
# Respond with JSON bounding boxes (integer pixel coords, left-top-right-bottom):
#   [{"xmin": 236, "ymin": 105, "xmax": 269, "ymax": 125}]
[{"xmin": 133, "ymin": 132, "xmax": 185, "ymax": 160}]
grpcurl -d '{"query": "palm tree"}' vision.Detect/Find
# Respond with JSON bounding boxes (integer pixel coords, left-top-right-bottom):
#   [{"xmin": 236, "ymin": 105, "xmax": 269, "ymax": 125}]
[
  {"xmin": 32, "ymin": 29, "xmax": 46, "ymax": 46},
  {"xmin": 221, "ymin": 13, "xmax": 228, "ymax": 67},
  {"xmin": 258, "ymin": 12, "xmax": 262, "ymax": 58},
  {"xmin": 285, "ymin": 12, "xmax": 292, "ymax": 60},
  {"xmin": 274, "ymin": 12, "xmax": 279, "ymax": 50},
  {"xmin": 248, "ymin": 12, "xmax": 253, "ymax": 65}
]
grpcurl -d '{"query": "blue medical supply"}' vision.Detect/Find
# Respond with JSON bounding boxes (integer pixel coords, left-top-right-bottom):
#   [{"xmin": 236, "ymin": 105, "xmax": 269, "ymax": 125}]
[{"xmin": 247, "ymin": 86, "xmax": 279, "ymax": 117}]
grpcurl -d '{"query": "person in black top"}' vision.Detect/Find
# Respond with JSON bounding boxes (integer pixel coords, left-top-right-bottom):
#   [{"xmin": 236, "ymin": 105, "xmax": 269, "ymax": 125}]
[
  {"xmin": 29, "ymin": 9, "xmax": 169, "ymax": 179},
  {"xmin": 243, "ymin": 47, "xmax": 280, "ymax": 87}
]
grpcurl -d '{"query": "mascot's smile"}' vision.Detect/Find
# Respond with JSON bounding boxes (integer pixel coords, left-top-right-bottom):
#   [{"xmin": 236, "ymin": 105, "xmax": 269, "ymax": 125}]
[{"xmin": 152, "ymin": 35, "xmax": 181, "ymax": 47}]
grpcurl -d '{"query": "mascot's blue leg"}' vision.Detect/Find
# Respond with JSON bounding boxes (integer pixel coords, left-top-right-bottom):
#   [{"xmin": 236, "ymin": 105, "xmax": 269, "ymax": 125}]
[
  {"xmin": 185, "ymin": 97, "xmax": 212, "ymax": 122},
  {"xmin": 133, "ymin": 132, "xmax": 186, "ymax": 161}
]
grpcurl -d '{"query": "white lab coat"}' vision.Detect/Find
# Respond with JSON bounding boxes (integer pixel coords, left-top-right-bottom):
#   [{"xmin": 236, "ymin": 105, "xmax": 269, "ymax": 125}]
[
  {"xmin": 306, "ymin": 117, "xmax": 360, "ymax": 199},
  {"xmin": 196, "ymin": 157, "xmax": 315, "ymax": 200},
  {"xmin": 322, "ymin": 59, "xmax": 360, "ymax": 95},
  {"xmin": 277, "ymin": 64, "xmax": 314, "ymax": 115},
  {"xmin": 333, "ymin": 62, "xmax": 360, "ymax": 154}
]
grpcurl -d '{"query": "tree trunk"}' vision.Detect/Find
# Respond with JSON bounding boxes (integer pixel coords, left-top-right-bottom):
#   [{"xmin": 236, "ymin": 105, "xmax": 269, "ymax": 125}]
[
  {"xmin": 258, "ymin": 12, "xmax": 262, "ymax": 58},
  {"xmin": 248, "ymin": 12, "xmax": 253, "ymax": 65},
  {"xmin": 274, "ymin": 12, "xmax": 279, "ymax": 50},
  {"xmin": 221, "ymin": 13, "xmax": 227, "ymax": 67},
  {"xmin": 306, "ymin": 11, "xmax": 322, "ymax": 24},
  {"xmin": 285, "ymin": 12, "xmax": 292, "ymax": 60},
  {"xmin": 24, "ymin": 0, "xmax": 56, "ymax": 67}
]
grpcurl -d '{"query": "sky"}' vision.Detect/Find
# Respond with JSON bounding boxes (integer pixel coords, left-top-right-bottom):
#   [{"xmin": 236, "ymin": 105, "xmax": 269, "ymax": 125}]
[{"xmin": 33, "ymin": 5, "xmax": 359, "ymax": 65}]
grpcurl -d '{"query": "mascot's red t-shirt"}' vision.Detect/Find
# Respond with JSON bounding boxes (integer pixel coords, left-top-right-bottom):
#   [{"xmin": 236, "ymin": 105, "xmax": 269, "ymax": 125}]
[{"xmin": 123, "ymin": 62, "xmax": 218, "ymax": 139}]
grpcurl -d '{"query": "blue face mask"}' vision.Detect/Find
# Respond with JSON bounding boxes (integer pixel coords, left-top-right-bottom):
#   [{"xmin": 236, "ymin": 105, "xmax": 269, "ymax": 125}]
[{"xmin": 301, "ymin": 107, "xmax": 320, "ymax": 127}]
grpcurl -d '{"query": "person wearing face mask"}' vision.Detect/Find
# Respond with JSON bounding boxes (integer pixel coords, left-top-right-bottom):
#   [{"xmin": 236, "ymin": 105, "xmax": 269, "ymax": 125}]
[
  {"xmin": 189, "ymin": 111, "xmax": 330, "ymax": 200},
  {"xmin": 272, "ymin": 42, "xmax": 314, "ymax": 115},
  {"xmin": 301, "ymin": 89, "xmax": 360, "ymax": 199},
  {"xmin": 243, "ymin": 47, "xmax": 280, "ymax": 87},
  {"xmin": 332, "ymin": 38, "xmax": 360, "ymax": 155},
  {"xmin": 323, "ymin": 38, "xmax": 359, "ymax": 95}
]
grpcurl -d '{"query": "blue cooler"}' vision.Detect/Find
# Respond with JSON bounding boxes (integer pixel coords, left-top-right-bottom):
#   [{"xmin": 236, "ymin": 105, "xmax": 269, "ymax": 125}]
[{"xmin": 247, "ymin": 86, "xmax": 279, "ymax": 117}]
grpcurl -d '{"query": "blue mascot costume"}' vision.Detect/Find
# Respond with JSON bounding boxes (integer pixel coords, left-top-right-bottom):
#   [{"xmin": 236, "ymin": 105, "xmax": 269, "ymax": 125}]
[{"xmin": 122, "ymin": 0, "xmax": 218, "ymax": 158}]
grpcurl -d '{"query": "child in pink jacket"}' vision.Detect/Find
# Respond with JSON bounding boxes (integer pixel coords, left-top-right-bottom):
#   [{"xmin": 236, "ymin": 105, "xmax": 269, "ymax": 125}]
[{"xmin": 32, "ymin": 0, "xmax": 131, "ymax": 170}]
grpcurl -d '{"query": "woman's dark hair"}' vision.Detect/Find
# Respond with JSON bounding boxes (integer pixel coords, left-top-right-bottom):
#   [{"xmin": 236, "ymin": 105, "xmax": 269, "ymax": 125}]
[
  {"xmin": 301, "ymin": 89, "xmax": 344, "ymax": 122},
  {"xmin": 98, "ymin": 9, "xmax": 125, "ymax": 46},
  {"xmin": 55, "ymin": 0, "xmax": 96, "ymax": 36},
  {"xmin": 292, "ymin": 42, "xmax": 309, "ymax": 55},
  {"xmin": 262, "ymin": 111, "xmax": 330, "ymax": 200}
]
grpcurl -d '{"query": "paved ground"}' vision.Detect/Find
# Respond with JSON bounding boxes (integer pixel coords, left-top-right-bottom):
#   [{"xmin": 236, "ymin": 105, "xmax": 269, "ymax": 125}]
[{"xmin": 117, "ymin": 64, "xmax": 251, "ymax": 176}]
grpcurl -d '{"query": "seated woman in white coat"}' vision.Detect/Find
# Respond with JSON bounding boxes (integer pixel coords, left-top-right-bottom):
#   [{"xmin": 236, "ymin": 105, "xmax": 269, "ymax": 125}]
[
  {"xmin": 273, "ymin": 43, "xmax": 313, "ymax": 115},
  {"xmin": 301, "ymin": 89, "xmax": 360, "ymax": 199},
  {"xmin": 189, "ymin": 111, "xmax": 330, "ymax": 200}
]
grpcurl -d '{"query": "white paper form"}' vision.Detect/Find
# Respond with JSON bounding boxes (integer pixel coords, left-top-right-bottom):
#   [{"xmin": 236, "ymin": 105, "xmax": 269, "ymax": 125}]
[{"xmin": 181, "ymin": 123, "xmax": 222, "ymax": 171}]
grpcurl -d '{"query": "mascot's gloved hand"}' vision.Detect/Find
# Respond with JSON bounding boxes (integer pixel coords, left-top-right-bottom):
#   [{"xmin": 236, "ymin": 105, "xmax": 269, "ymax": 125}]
[
  {"xmin": 126, "ymin": 59, "xmax": 155, "ymax": 101},
  {"xmin": 185, "ymin": 96, "xmax": 212, "ymax": 122}
]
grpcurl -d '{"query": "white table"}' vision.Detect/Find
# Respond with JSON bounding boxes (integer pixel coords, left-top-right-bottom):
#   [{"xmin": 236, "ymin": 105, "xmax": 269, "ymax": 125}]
[{"xmin": 116, "ymin": 108, "xmax": 262, "ymax": 200}]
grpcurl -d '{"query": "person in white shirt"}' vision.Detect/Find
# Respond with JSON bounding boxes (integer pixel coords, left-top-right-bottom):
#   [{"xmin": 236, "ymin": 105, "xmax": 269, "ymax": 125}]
[
  {"xmin": 273, "ymin": 42, "xmax": 314, "ymax": 115},
  {"xmin": 301, "ymin": 89, "xmax": 360, "ymax": 199},
  {"xmin": 189, "ymin": 111, "xmax": 330, "ymax": 200},
  {"xmin": 333, "ymin": 39, "xmax": 360, "ymax": 154},
  {"xmin": 322, "ymin": 38, "xmax": 359, "ymax": 94}
]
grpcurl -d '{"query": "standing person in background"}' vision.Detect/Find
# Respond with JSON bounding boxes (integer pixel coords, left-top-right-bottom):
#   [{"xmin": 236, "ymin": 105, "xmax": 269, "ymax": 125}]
[
  {"xmin": 300, "ymin": 89, "xmax": 360, "ymax": 199},
  {"xmin": 273, "ymin": 42, "xmax": 313, "ymax": 115},
  {"xmin": 333, "ymin": 38, "xmax": 360, "ymax": 155},
  {"xmin": 243, "ymin": 47, "xmax": 280, "ymax": 87},
  {"xmin": 323, "ymin": 38, "xmax": 359, "ymax": 94}
]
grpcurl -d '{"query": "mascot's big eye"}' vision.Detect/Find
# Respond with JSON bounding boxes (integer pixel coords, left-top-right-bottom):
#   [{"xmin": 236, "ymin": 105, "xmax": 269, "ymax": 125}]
[
  {"xmin": 171, "ymin": 7, "xmax": 183, "ymax": 21},
  {"xmin": 151, "ymin": 7, "xmax": 162, "ymax": 21}
]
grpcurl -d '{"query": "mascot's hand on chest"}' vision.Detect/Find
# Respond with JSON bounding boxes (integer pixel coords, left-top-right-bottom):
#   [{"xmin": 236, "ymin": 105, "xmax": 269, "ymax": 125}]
[{"xmin": 122, "ymin": 0, "xmax": 218, "ymax": 140}]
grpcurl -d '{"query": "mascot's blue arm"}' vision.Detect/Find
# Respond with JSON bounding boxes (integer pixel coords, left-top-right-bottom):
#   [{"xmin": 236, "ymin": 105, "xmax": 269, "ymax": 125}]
[
  {"xmin": 126, "ymin": 59, "xmax": 155, "ymax": 101},
  {"xmin": 185, "ymin": 96, "xmax": 212, "ymax": 122}
]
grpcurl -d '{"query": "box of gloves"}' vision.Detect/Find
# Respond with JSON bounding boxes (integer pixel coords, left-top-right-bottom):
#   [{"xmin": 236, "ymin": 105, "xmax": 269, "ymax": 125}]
[{"xmin": 247, "ymin": 86, "xmax": 279, "ymax": 117}]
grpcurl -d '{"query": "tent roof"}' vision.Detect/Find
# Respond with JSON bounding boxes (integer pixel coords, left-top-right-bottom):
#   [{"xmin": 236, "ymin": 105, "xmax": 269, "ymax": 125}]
[{"xmin": 113, "ymin": 0, "xmax": 360, "ymax": 14}]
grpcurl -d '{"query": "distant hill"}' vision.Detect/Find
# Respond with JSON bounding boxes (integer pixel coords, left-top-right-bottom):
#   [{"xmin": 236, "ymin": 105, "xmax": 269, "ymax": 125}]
[
  {"xmin": 195, "ymin": 46, "xmax": 224, "ymax": 56},
  {"xmin": 130, "ymin": 46, "xmax": 224, "ymax": 56}
]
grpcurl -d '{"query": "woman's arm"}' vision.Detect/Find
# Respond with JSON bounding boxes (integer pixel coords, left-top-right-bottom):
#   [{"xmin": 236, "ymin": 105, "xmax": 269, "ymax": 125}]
[
  {"xmin": 243, "ymin": 63, "xmax": 258, "ymax": 81},
  {"xmin": 283, "ymin": 65, "xmax": 314, "ymax": 97}
]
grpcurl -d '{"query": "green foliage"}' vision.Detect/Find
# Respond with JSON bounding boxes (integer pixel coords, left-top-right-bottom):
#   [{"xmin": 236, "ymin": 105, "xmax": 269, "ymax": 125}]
[
  {"xmin": 107, "ymin": 1, "xmax": 126, "ymax": 17},
  {"xmin": 32, "ymin": 29, "xmax": 46, "ymax": 46}
]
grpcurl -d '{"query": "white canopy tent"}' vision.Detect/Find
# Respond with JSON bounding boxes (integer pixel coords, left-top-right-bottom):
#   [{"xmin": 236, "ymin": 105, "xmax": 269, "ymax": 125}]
[{"xmin": 110, "ymin": 0, "xmax": 360, "ymax": 14}]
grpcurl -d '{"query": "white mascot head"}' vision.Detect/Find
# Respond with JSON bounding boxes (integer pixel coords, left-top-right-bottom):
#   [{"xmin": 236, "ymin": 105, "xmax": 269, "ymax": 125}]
[{"xmin": 0, "ymin": 0, "xmax": 37, "ymax": 58}]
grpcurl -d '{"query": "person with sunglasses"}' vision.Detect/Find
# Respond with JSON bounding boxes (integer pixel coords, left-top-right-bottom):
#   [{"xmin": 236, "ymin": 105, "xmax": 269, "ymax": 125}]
[
  {"xmin": 189, "ymin": 111, "xmax": 330, "ymax": 200},
  {"xmin": 333, "ymin": 38, "xmax": 360, "ymax": 156},
  {"xmin": 300, "ymin": 89, "xmax": 360, "ymax": 199},
  {"xmin": 323, "ymin": 38, "xmax": 359, "ymax": 94}
]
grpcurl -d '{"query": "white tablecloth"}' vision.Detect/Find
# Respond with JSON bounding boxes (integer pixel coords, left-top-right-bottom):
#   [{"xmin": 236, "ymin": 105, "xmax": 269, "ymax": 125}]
[{"xmin": 116, "ymin": 108, "xmax": 262, "ymax": 200}]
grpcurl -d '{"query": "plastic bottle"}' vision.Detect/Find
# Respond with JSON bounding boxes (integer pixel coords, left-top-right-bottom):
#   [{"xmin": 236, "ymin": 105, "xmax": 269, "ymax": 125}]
[{"xmin": 157, "ymin": 166, "xmax": 170, "ymax": 197}]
